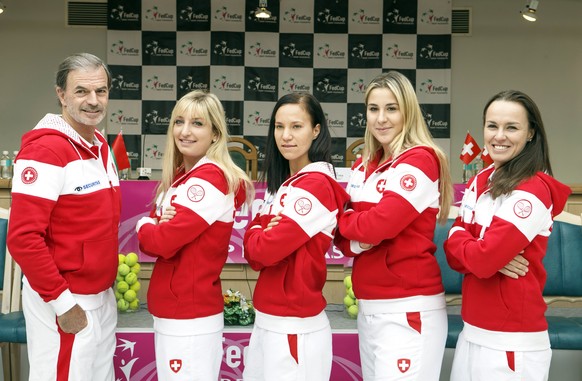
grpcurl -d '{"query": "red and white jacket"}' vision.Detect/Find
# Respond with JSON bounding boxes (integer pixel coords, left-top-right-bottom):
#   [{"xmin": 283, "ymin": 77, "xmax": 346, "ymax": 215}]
[
  {"xmin": 444, "ymin": 166, "xmax": 571, "ymax": 351},
  {"xmin": 8, "ymin": 113, "xmax": 121, "ymax": 315},
  {"xmin": 244, "ymin": 162, "xmax": 349, "ymax": 333},
  {"xmin": 137, "ymin": 158, "xmax": 246, "ymax": 325},
  {"xmin": 335, "ymin": 146, "xmax": 445, "ymax": 313}
]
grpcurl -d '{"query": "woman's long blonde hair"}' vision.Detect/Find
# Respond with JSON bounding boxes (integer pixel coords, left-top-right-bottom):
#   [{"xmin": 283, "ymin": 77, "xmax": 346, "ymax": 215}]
[
  {"xmin": 363, "ymin": 71, "xmax": 452, "ymax": 223},
  {"xmin": 155, "ymin": 90, "xmax": 254, "ymax": 205}
]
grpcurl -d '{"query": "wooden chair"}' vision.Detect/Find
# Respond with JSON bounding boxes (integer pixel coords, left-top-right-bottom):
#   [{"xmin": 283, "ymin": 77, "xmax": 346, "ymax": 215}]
[
  {"xmin": 345, "ymin": 138, "xmax": 365, "ymax": 167},
  {"xmin": 0, "ymin": 208, "xmax": 26, "ymax": 381},
  {"xmin": 228, "ymin": 137, "xmax": 258, "ymax": 180}
]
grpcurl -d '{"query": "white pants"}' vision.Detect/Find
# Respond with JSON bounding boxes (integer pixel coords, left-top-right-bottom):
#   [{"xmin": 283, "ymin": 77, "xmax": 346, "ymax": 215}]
[
  {"xmin": 243, "ymin": 324, "xmax": 332, "ymax": 381},
  {"xmin": 357, "ymin": 308, "xmax": 447, "ymax": 381},
  {"xmin": 451, "ymin": 330, "xmax": 552, "ymax": 381},
  {"xmin": 154, "ymin": 330, "xmax": 223, "ymax": 380},
  {"xmin": 22, "ymin": 283, "xmax": 117, "ymax": 381}
]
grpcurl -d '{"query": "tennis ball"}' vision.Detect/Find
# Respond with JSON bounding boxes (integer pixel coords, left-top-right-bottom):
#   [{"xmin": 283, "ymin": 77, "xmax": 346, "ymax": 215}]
[
  {"xmin": 124, "ymin": 272, "xmax": 137, "ymax": 285},
  {"xmin": 344, "ymin": 275, "xmax": 352, "ymax": 289},
  {"xmin": 118, "ymin": 263, "xmax": 130, "ymax": 276},
  {"xmin": 130, "ymin": 263, "xmax": 141, "ymax": 274},
  {"xmin": 117, "ymin": 299, "xmax": 129, "ymax": 312},
  {"xmin": 114, "ymin": 290, "xmax": 123, "ymax": 301},
  {"xmin": 343, "ymin": 295, "xmax": 355, "ymax": 307},
  {"xmin": 125, "ymin": 252, "xmax": 139, "ymax": 267},
  {"xmin": 348, "ymin": 287, "xmax": 355, "ymax": 299},
  {"xmin": 129, "ymin": 299, "xmax": 140, "ymax": 310},
  {"xmin": 123, "ymin": 289, "xmax": 137, "ymax": 303},
  {"xmin": 347, "ymin": 304, "xmax": 358, "ymax": 319},
  {"xmin": 116, "ymin": 274, "xmax": 124, "ymax": 282},
  {"xmin": 130, "ymin": 281, "xmax": 141, "ymax": 292},
  {"xmin": 118, "ymin": 254, "xmax": 126, "ymax": 266},
  {"xmin": 116, "ymin": 281, "xmax": 129, "ymax": 294}
]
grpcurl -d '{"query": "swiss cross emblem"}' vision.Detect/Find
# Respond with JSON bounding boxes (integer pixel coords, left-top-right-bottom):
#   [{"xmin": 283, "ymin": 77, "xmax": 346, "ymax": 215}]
[
  {"xmin": 400, "ymin": 174, "xmax": 417, "ymax": 191},
  {"xmin": 376, "ymin": 179, "xmax": 388, "ymax": 193},
  {"xmin": 21, "ymin": 167, "xmax": 38, "ymax": 184},
  {"xmin": 169, "ymin": 359, "xmax": 182, "ymax": 373},
  {"xmin": 513, "ymin": 199, "xmax": 532, "ymax": 218},
  {"xmin": 397, "ymin": 358, "xmax": 411, "ymax": 373},
  {"xmin": 187, "ymin": 184, "xmax": 205, "ymax": 202},
  {"xmin": 294, "ymin": 197, "xmax": 312, "ymax": 215}
]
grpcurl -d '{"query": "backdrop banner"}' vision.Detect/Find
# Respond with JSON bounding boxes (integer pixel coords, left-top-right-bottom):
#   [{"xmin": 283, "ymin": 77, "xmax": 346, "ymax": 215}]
[{"xmin": 106, "ymin": 0, "xmax": 452, "ymax": 170}]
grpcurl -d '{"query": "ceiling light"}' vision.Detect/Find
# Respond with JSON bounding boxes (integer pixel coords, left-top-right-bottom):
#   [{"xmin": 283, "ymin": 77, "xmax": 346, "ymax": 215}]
[
  {"xmin": 0, "ymin": 2, "xmax": 6, "ymax": 15},
  {"xmin": 521, "ymin": 0, "xmax": 539, "ymax": 22},
  {"xmin": 255, "ymin": 0, "xmax": 271, "ymax": 19}
]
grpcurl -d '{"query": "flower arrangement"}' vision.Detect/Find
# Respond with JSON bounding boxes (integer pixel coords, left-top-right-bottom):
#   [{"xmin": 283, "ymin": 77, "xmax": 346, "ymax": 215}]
[{"xmin": 223, "ymin": 289, "xmax": 255, "ymax": 326}]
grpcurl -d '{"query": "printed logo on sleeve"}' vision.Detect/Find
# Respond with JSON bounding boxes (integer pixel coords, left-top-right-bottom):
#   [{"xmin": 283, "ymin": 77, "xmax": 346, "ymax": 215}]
[
  {"xmin": 513, "ymin": 199, "xmax": 532, "ymax": 218},
  {"xmin": 187, "ymin": 184, "xmax": 205, "ymax": 202},
  {"xmin": 400, "ymin": 174, "xmax": 417, "ymax": 191},
  {"xmin": 21, "ymin": 167, "xmax": 38, "ymax": 184},
  {"xmin": 294, "ymin": 197, "xmax": 312, "ymax": 215},
  {"xmin": 397, "ymin": 358, "xmax": 411, "ymax": 373},
  {"xmin": 376, "ymin": 179, "xmax": 388, "ymax": 193},
  {"xmin": 169, "ymin": 358, "xmax": 182, "ymax": 373}
]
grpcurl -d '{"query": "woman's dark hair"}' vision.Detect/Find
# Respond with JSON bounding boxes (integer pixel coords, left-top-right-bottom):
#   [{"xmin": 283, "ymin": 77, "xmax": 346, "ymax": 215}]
[
  {"xmin": 483, "ymin": 90, "xmax": 553, "ymax": 198},
  {"xmin": 261, "ymin": 93, "xmax": 332, "ymax": 194}
]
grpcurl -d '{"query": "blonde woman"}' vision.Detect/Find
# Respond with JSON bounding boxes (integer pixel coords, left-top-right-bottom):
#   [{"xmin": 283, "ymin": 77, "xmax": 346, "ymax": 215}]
[
  {"xmin": 335, "ymin": 71, "xmax": 453, "ymax": 380},
  {"xmin": 136, "ymin": 90, "xmax": 253, "ymax": 380}
]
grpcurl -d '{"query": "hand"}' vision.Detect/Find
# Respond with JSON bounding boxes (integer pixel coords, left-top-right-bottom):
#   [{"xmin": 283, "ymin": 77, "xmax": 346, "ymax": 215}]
[
  {"xmin": 264, "ymin": 214, "xmax": 282, "ymax": 232},
  {"xmin": 499, "ymin": 253, "xmax": 529, "ymax": 279},
  {"xmin": 57, "ymin": 304, "xmax": 88, "ymax": 334},
  {"xmin": 359, "ymin": 242, "xmax": 373, "ymax": 250},
  {"xmin": 159, "ymin": 206, "xmax": 176, "ymax": 224}
]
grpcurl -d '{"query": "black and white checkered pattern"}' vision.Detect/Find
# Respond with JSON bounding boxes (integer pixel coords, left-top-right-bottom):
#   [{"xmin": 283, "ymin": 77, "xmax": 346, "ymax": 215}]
[{"xmin": 106, "ymin": 0, "xmax": 452, "ymax": 170}]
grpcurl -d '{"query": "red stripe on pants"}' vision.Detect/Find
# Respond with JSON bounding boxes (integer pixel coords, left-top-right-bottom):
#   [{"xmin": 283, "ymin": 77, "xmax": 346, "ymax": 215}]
[
  {"xmin": 57, "ymin": 322, "xmax": 75, "ymax": 381},
  {"xmin": 506, "ymin": 351, "xmax": 515, "ymax": 372},
  {"xmin": 406, "ymin": 311, "xmax": 422, "ymax": 334},
  {"xmin": 287, "ymin": 334, "xmax": 298, "ymax": 364}
]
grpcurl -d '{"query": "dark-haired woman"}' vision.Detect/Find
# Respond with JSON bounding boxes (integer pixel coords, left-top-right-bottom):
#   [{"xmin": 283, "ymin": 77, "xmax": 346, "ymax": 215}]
[
  {"xmin": 242, "ymin": 93, "xmax": 349, "ymax": 381},
  {"xmin": 445, "ymin": 90, "xmax": 571, "ymax": 381}
]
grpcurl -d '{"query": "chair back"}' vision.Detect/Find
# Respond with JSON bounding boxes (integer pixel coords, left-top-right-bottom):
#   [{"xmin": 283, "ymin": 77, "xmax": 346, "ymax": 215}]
[
  {"xmin": 228, "ymin": 137, "xmax": 258, "ymax": 180},
  {"xmin": 345, "ymin": 138, "xmax": 364, "ymax": 167}
]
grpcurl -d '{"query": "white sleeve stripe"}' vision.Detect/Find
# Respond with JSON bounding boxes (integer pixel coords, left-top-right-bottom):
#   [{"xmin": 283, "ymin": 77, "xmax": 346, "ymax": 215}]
[
  {"xmin": 496, "ymin": 190, "xmax": 552, "ymax": 241},
  {"xmin": 173, "ymin": 177, "xmax": 233, "ymax": 224},
  {"xmin": 12, "ymin": 160, "xmax": 63, "ymax": 201},
  {"xmin": 385, "ymin": 163, "xmax": 440, "ymax": 212},
  {"xmin": 283, "ymin": 186, "xmax": 338, "ymax": 238}
]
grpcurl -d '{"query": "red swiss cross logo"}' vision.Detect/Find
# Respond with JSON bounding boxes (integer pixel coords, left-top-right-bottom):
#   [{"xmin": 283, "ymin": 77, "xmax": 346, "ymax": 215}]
[
  {"xmin": 169, "ymin": 359, "xmax": 182, "ymax": 373},
  {"xmin": 21, "ymin": 167, "xmax": 38, "ymax": 184},
  {"xmin": 513, "ymin": 199, "xmax": 532, "ymax": 218},
  {"xmin": 397, "ymin": 358, "xmax": 411, "ymax": 373},
  {"xmin": 294, "ymin": 197, "xmax": 312, "ymax": 215},
  {"xmin": 400, "ymin": 174, "xmax": 417, "ymax": 191},
  {"xmin": 376, "ymin": 179, "xmax": 388, "ymax": 193},
  {"xmin": 187, "ymin": 185, "xmax": 205, "ymax": 202}
]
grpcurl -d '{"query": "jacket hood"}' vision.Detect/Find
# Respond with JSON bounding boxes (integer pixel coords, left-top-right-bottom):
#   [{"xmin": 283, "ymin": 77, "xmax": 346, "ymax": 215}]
[
  {"xmin": 20, "ymin": 113, "xmax": 105, "ymax": 153},
  {"xmin": 536, "ymin": 172, "xmax": 571, "ymax": 217}
]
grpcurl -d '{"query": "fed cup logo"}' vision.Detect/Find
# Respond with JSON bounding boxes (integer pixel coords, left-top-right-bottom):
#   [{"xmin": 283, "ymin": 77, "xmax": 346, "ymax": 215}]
[
  {"xmin": 21, "ymin": 167, "xmax": 38, "ymax": 184},
  {"xmin": 187, "ymin": 184, "xmax": 205, "ymax": 202},
  {"xmin": 513, "ymin": 199, "xmax": 533, "ymax": 218},
  {"xmin": 400, "ymin": 174, "xmax": 417, "ymax": 191},
  {"xmin": 294, "ymin": 197, "xmax": 312, "ymax": 216}
]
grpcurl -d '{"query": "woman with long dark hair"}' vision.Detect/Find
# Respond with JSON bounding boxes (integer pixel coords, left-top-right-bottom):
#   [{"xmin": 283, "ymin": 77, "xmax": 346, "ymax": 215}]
[
  {"xmin": 445, "ymin": 90, "xmax": 571, "ymax": 381},
  {"xmin": 243, "ymin": 93, "xmax": 349, "ymax": 381}
]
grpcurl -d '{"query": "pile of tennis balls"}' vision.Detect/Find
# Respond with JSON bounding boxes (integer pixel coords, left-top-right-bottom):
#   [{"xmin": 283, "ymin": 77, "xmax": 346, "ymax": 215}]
[
  {"xmin": 343, "ymin": 275, "xmax": 358, "ymax": 319},
  {"xmin": 115, "ymin": 252, "xmax": 141, "ymax": 312}
]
